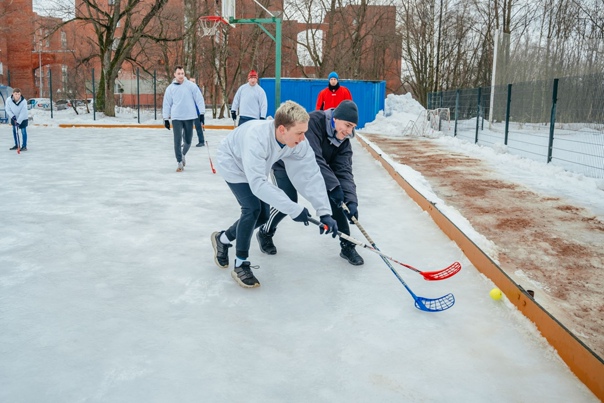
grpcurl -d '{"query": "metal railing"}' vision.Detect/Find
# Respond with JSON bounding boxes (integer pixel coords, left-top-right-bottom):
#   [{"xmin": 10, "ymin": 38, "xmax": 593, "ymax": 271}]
[{"xmin": 428, "ymin": 73, "xmax": 604, "ymax": 179}]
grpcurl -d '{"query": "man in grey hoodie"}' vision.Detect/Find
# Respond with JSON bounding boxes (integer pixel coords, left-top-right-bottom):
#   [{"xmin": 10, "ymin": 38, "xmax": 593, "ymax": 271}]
[
  {"xmin": 212, "ymin": 100, "xmax": 338, "ymax": 288},
  {"xmin": 162, "ymin": 66, "xmax": 206, "ymax": 172},
  {"xmin": 230, "ymin": 70, "xmax": 267, "ymax": 126}
]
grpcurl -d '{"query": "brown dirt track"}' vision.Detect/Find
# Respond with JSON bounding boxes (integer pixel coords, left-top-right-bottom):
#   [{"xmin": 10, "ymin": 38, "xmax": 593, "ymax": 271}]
[{"xmin": 363, "ymin": 134, "xmax": 604, "ymax": 360}]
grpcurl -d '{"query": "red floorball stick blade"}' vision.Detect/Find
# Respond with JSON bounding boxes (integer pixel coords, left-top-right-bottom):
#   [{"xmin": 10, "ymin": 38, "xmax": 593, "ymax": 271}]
[{"xmin": 420, "ymin": 261, "xmax": 462, "ymax": 281}]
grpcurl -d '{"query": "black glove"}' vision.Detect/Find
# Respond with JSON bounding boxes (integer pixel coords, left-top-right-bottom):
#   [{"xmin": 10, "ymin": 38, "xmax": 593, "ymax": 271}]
[
  {"xmin": 328, "ymin": 186, "xmax": 344, "ymax": 207},
  {"xmin": 231, "ymin": 111, "xmax": 237, "ymax": 121},
  {"xmin": 319, "ymin": 215, "xmax": 338, "ymax": 238},
  {"xmin": 344, "ymin": 202, "xmax": 358, "ymax": 223},
  {"xmin": 293, "ymin": 207, "xmax": 311, "ymax": 226},
  {"xmin": 200, "ymin": 114, "xmax": 205, "ymax": 125},
  {"xmin": 11, "ymin": 116, "xmax": 17, "ymax": 126},
  {"xmin": 164, "ymin": 120, "xmax": 170, "ymax": 130},
  {"xmin": 259, "ymin": 117, "xmax": 266, "ymax": 120}
]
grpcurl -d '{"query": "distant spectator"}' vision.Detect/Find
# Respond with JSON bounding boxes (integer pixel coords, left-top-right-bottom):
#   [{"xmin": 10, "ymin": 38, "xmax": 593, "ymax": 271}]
[
  {"xmin": 6, "ymin": 88, "xmax": 29, "ymax": 151},
  {"xmin": 315, "ymin": 71, "xmax": 352, "ymax": 111},
  {"xmin": 231, "ymin": 70, "xmax": 268, "ymax": 127},
  {"xmin": 189, "ymin": 78, "xmax": 206, "ymax": 147}
]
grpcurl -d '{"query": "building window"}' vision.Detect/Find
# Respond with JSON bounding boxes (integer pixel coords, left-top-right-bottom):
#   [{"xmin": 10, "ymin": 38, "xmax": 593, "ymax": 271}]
[{"xmin": 61, "ymin": 31, "xmax": 67, "ymax": 48}]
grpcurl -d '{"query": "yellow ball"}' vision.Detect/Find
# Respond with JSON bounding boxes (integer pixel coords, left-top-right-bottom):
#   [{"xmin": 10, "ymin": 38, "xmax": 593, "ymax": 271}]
[{"xmin": 490, "ymin": 288, "xmax": 503, "ymax": 300}]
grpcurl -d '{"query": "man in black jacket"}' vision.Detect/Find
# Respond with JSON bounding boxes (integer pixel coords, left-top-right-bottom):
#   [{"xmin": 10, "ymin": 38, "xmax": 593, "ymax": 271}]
[{"xmin": 256, "ymin": 100, "xmax": 364, "ymax": 265}]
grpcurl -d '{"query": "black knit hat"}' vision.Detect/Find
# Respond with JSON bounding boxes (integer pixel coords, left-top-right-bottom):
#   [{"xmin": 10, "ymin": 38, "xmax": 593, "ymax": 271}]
[{"xmin": 333, "ymin": 100, "xmax": 358, "ymax": 125}]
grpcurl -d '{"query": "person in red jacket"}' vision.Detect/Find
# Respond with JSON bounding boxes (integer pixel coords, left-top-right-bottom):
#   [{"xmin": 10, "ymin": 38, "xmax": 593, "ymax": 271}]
[{"xmin": 315, "ymin": 71, "xmax": 353, "ymax": 111}]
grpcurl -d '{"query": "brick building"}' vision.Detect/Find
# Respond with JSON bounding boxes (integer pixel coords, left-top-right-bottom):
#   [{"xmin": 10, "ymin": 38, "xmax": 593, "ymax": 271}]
[{"xmin": 0, "ymin": 0, "xmax": 402, "ymax": 106}]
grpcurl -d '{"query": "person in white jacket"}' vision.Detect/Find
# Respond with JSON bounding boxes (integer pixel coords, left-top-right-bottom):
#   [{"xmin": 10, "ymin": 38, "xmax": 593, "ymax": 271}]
[
  {"xmin": 162, "ymin": 66, "xmax": 205, "ymax": 172},
  {"xmin": 5, "ymin": 88, "xmax": 29, "ymax": 151},
  {"xmin": 212, "ymin": 100, "xmax": 338, "ymax": 288},
  {"xmin": 230, "ymin": 70, "xmax": 267, "ymax": 126}
]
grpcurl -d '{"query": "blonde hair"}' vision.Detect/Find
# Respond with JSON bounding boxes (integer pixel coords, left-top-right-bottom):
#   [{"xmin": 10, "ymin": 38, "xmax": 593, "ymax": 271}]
[{"xmin": 274, "ymin": 100, "xmax": 309, "ymax": 129}]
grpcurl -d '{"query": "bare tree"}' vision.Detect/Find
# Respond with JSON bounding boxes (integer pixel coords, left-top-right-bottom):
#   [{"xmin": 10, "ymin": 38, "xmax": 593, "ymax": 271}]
[{"xmin": 42, "ymin": 0, "xmax": 193, "ymax": 116}]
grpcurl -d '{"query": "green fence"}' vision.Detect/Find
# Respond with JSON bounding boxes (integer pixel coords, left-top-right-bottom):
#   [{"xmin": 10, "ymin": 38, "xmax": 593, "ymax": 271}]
[{"xmin": 428, "ymin": 73, "xmax": 604, "ymax": 179}]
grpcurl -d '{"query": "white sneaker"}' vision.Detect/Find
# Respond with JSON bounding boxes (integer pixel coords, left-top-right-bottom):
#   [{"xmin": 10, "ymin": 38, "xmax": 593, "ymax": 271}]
[
  {"xmin": 182, "ymin": 154, "xmax": 186, "ymax": 167},
  {"xmin": 176, "ymin": 162, "xmax": 184, "ymax": 172}
]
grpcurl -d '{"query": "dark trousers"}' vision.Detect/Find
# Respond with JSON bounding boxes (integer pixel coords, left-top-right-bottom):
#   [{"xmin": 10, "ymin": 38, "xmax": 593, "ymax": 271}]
[
  {"xmin": 263, "ymin": 169, "xmax": 351, "ymax": 237},
  {"xmin": 172, "ymin": 119, "xmax": 193, "ymax": 163},
  {"xmin": 237, "ymin": 116, "xmax": 256, "ymax": 126},
  {"xmin": 12, "ymin": 124, "xmax": 28, "ymax": 148},
  {"xmin": 194, "ymin": 117, "xmax": 204, "ymax": 144},
  {"xmin": 224, "ymin": 182, "xmax": 271, "ymax": 260}
]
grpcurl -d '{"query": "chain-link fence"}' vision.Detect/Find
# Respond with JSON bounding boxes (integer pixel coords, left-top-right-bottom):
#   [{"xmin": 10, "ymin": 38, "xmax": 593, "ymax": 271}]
[{"xmin": 428, "ymin": 73, "xmax": 604, "ymax": 179}]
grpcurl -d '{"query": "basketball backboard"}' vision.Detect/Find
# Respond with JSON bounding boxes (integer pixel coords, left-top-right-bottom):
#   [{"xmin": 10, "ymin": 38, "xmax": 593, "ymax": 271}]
[{"xmin": 222, "ymin": 0, "xmax": 236, "ymax": 23}]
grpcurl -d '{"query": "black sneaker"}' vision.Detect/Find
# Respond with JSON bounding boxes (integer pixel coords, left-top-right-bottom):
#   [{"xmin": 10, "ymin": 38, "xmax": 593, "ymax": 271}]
[
  {"xmin": 256, "ymin": 228, "xmax": 277, "ymax": 255},
  {"xmin": 196, "ymin": 142, "xmax": 205, "ymax": 147},
  {"xmin": 231, "ymin": 261, "xmax": 260, "ymax": 288},
  {"xmin": 211, "ymin": 231, "xmax": 232, "ymax": 268},
  {"xmin": 340, "ymin": 240, "xmax": 364, "ymax": 266},
  {"xmin": 20, "ymin": 147, "xmax": 27, "ymax": 151},
  {"xmin": 9, "ymin": 145, "xmax": 18, "ymax": 150}
]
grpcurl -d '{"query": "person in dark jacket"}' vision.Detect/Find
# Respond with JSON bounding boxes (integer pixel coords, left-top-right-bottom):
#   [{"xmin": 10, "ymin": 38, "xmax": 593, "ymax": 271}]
[{"xmin": 256, "ymin": 100, "xmax": 364, "ymax": 265}]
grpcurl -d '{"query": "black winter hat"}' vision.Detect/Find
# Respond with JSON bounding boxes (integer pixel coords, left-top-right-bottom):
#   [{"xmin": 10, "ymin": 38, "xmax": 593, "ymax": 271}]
[{"xmin": 333, "ymin": 100, "xmax": 358, "ymax": 125}]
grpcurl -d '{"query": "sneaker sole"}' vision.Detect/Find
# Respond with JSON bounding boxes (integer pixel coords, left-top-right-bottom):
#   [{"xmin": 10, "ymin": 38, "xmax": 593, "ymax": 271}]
[
  {"xmin": 231, "ymin": 270, "xmax": 260, "ymax": 288},
  {"xmin": 256, "ymin": 231, "xmax": 277, "ymax": 255},
  {"xmin": 211, "ymin": 231, "xmax": 229, "ymax": 268},
  {"xmin": 340, "ymin": 252, "xmax": 364, "ymax": 266}
]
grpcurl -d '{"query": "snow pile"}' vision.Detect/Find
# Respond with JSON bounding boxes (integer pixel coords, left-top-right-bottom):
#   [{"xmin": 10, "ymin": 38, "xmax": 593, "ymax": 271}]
[{"xmin": 363, "ymin": 93, "xmax": 440, "ymax": 138}]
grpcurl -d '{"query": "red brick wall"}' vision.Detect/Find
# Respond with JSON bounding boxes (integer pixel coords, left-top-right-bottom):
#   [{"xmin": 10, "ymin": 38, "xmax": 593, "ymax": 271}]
[{"xmin": 4, "ymin": 0, "xmax": 35, "ymax": 97}]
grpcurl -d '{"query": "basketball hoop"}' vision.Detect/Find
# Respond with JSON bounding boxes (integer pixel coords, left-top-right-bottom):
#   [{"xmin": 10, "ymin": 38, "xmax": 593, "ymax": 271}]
[{"xmin": 199, "ymin": 16, "xmax": 228, "ymax": 37}]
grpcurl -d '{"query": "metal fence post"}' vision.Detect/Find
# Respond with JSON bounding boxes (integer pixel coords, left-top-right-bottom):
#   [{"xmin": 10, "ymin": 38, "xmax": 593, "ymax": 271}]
[
  {"xmin": 475, "ymin": 87, "xmax": 482, "ymax": 143},
  {"xmin": 137, "ymin": 68, "xmax": 140, "ymax": 124},
  {"xmin": 49, "ymin": 70, "xmax": 53, "ymax": 119},
  {"xmin": 504, "ymin": 83, "xmax": 512, "ymax": 145},
  {"xmin": 153, "ymin": 70, "xmax": 157, "ymax": 121},
  {"xmin": 547, "ymin": 78, "xmax": 559, "ymax": 163},
  {"xmin": 92, "ymin": 68, "xmax": 96, "ymax": 121},
  {"xmin": 454, "ymin": 89, "xmax": 459, "ymax": 137}
]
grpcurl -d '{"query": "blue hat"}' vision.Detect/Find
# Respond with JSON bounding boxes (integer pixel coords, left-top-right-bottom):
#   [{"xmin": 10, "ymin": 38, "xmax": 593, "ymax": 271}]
[{"xmin": 328, "ymin": 71, "xmax": 339, "ymax": 80}]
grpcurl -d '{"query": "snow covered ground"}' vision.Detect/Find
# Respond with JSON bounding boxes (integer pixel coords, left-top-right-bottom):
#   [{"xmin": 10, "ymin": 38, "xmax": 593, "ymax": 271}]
[{"xmin": 0, "ymin": 100, "xmax": 600, "ymax": 401}]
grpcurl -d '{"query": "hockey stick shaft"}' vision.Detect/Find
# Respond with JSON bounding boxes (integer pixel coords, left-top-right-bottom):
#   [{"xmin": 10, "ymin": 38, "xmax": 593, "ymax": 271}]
[
  {"xmin": 308, "ymin": 216, "xmax": 460, "ymax": 280},
  {"xmin": 205, "ymin": 141, "xmax": 216, "ymax": 174},
  {"xmin": 340, "ymin": 203, "xmax": 460, "ymax": 281},
  {"xmin": 308, "ymin": 216, "xmax": 455, "ymax": 312},
  {"xmin": 16, "ymin": 125, "xmax": 21, "ymax": 154}
]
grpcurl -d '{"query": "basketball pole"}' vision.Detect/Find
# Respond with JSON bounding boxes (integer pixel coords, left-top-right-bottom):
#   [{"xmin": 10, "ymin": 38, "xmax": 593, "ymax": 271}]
[{"xmin": 229, "ymin": 16, "xmax": 282, "ymax": 115}]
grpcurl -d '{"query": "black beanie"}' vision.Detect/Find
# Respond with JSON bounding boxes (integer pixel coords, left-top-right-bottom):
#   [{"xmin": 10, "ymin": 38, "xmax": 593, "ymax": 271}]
[{"xmin": 333, "ymin": 100, "xmax": 358, "ymax": 125}]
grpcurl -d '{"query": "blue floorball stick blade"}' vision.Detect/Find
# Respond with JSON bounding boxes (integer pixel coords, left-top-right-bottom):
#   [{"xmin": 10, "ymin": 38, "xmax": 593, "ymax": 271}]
[{"xmin": 414, "ymin": 293, "xmax": 456, "ymax": 312}]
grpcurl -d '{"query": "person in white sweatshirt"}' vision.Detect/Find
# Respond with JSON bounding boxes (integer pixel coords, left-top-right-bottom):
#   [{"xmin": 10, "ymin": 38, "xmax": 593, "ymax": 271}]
[
  {"xmin": 5, "ymin": 88, "xmax": 29, "ymax": 151},
  {"xmin": 230, "ymin": 70, "xmax": 267, "ymax": 126},
  {"xmin": 162, "ymin": 66, "xmax": 205, "ymax": 172},
  {"xmin": 211, "ymin": 100, "xmax": 338, "ymax": 288}
]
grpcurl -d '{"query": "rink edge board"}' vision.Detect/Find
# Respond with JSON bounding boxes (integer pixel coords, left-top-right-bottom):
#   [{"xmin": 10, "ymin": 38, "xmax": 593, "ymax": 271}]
[
  {"xmin": 55, "ymin": 124, "xmax": 235, "ymax": 130},
  {"xmin": 356, "ymin": 133, "xmax": 604, "ymax": 402}
]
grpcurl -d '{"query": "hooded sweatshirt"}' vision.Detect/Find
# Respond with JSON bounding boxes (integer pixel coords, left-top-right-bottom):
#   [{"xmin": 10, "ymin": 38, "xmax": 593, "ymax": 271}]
[
  {"xmin": 162, "ymin": 78, "xmax": 205, "ymax": 121},
  {"xmin": 6, "ymin": 95, "xmax": 28, "ymax": 126},
  {"xmin": 216, "ymin": 119, "xmax": 331, "ymax": 218}
]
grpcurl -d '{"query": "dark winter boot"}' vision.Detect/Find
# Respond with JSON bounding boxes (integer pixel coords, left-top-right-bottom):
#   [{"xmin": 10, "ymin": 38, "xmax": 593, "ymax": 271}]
[
  {"xmin": 340, "ymin": 240, "xmax": 364, "ymax": 266},
  {"xmin": 211, "ymin": 231, "xmax": 232, "ymax": 268},
  {"xmin": 256, "ymin": 228, "xmax": 277, "ymax": 255},
  {"xmin": 232, "ymin": 261, "xmax": 260, "ymax": 288}
]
